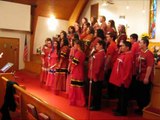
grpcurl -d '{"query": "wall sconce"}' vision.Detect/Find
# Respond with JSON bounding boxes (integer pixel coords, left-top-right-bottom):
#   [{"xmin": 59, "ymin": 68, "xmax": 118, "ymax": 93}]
[{"xmin": 47, "ymin": 15, "xmax": 58, "ymax": 31}]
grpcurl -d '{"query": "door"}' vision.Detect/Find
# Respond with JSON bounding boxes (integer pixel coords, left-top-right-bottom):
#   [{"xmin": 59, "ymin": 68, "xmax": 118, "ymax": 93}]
[{"xmin": 0, "ymin": 37, "xmax": 19, "ymax": 72}]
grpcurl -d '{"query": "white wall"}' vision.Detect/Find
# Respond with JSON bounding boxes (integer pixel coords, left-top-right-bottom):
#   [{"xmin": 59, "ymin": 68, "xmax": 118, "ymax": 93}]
[
  {"xmin": 33, "ymin": 16, "xmax": 69, "ymax": 54},
  {"xmin": 80, "ymin": 0, "xmax": 160, "ymax": 42},
  {"xmin": 0, "ymin": 1, "xmax": 31, "ymax": 31},
  {"xmin": 0, "ymin": 30, "xmax": 30, "ymax": 69}
]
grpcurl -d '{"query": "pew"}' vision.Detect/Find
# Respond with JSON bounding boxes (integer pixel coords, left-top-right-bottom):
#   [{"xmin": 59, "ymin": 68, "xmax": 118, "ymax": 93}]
[
  {"xmin": 0, "ymin": 73, "xmax": 75, "ymax": 120},
  {"xmin": 143, "ymin": 65, "xmax": 160, "ymax": 119}
]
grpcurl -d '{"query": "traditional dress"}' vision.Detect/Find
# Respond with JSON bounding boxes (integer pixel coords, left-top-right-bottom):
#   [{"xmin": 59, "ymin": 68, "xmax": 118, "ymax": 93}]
[
  {"xmin": 82, "ymin": 33, "xmax": 94, "ymax": 58},
  {"xmin": 45, "ymin": 50, "xmax": 58, "ymax": 89},
  {"xmin": 109, "ymin": 51, "xmax": 133, "ymax": 115},
  {"xmin": 88, "ymin": 49, "xmax": 106, "ymax": 110},
  {"xmin": 69, "ymin": 50, "xmax": 86, "ymax": 106},
  {"xmin": 40, "ymin": 46, "xmax": 51, "ymax": 85},
  {"xmin": 66, "ymin": 47, "xmax": 77, "ymax": 93},
  {"xmin": 54, "ymin": 46, "xmax": 69, "ymax": 94}
]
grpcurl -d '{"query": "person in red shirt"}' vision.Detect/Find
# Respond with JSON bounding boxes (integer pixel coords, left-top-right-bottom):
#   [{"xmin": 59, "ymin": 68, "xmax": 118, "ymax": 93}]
[
  {"xmin": 109, "ymin": 41, "xmax": 133, "ymax": 116},
  {"xmin": 103, "ymin": 32, "xmax": 118, "ymax": 99},
  {"xmin": 99, "ymin": 16, "xmax": 108, "ymax": 35},
  {"xmin": 135, "ymin": 37, "xmax": 154, "ymax": 115},
  {"xmin": 88, "ymin": 40, "xmax": 106, "ymax": 111},
  {"xmin": 69, "ymin": 39, "xmax": 86, "ymax": 107},
  {"xmin": 129, "ymin": 33, "xmax": 141, "ymax": 100}
]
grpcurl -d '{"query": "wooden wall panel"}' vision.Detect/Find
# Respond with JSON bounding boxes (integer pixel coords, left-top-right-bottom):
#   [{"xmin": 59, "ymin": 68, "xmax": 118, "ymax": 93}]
[{"xmin": 0, "ymin": 37, "xmax": 19, "ymax": 71}]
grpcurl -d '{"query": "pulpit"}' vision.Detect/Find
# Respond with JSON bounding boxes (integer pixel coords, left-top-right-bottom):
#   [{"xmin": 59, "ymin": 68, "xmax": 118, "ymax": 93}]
[{"xmin": 143, "ymin": 65, "xmax": 160, "ymax": 119}]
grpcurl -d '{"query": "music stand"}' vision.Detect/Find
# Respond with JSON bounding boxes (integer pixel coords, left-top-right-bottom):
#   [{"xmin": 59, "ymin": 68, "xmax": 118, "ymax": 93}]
[{"xmin": 0, "ymin": 62, "xmax": 14, "ymax": 73}]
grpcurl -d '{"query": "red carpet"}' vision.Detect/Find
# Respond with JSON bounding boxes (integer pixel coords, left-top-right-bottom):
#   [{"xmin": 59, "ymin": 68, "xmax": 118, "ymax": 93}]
[{"xmin": 14, "ymin": 70, "xmax": 147, "ymax": 120}]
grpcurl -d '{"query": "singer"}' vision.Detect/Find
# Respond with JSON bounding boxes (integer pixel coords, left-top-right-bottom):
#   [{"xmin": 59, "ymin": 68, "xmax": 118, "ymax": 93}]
[{"xmin": 88, "ymin": 40, "xmax": 106, "ymax": 111}]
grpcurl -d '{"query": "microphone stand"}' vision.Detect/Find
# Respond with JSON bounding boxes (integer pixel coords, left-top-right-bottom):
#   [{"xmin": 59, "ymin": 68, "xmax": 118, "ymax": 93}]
[{"xmin": 88, "ymin": 54, "xmax": 94, "ymax": 109}]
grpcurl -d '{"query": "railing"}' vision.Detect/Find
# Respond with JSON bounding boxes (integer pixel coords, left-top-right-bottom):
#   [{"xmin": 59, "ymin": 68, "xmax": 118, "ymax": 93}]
[{"xmin": 0, "ymin": 73, "xmax": 75, "ymax": 120}]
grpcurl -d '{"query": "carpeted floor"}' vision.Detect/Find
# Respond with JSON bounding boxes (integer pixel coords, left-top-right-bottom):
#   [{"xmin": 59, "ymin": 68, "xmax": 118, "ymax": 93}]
[{"xmin": 14, "ymin": 70, "xmax": 147, "ymax": 120}]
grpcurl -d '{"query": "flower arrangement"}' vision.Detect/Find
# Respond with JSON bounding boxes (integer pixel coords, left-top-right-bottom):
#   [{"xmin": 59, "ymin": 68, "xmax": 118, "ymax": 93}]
[
  {"xmin": 141, "ymin": 32, "xmax": 150, "ymax": 39},
  {"xmin": 151, "ymin": 46, "xmax": 160, "ymax": 64},
  {"xmin": 36, "ymin": 47, "xmax": 42, "ymax": 54}
]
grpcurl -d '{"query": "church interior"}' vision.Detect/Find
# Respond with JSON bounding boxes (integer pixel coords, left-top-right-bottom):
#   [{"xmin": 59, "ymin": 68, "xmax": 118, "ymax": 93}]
[{"xmin": 0, "ymin": 0, "xmax": 160, "ymax": 120}]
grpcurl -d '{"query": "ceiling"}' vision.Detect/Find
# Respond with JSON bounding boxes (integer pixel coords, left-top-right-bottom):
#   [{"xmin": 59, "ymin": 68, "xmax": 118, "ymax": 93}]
[{"xmin": 3, "ymin": 0, "xmax": 86, "ymax": 20}]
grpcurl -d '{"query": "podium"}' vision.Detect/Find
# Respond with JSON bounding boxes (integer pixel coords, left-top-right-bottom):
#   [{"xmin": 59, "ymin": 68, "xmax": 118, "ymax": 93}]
[{"xmin": 143, "ymin": 65, "xmax": 160, "ymax": 119}]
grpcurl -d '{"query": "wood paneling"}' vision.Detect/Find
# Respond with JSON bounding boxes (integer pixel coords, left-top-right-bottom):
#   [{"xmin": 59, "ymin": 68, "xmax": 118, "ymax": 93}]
[
  {"xmin": 143, "ymin": 66, "xmax": 160, "ymax": 119},
  {"xmin": 0, "ymin": 37, "xmax": 19, "ymax": 71},
  {"xmin": 91, "ymin": 3, "xmax": 99, "ymax": 18},
  {"xmin": 5, "ymin": 0, "xmax": 79, "ymax": 20}
]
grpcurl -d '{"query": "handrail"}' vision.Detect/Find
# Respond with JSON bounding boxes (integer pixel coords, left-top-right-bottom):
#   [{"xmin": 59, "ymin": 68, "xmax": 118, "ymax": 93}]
[{"xmin": 1, "ymin": 76, "xmax": 75, "ymax": 120}]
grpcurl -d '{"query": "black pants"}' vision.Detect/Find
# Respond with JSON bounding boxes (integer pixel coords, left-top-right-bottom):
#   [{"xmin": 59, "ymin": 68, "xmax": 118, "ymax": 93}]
[
  {"xmin": 136, "ymin": 80, "xmax": 152, "ymax": 110},
  {"xmin": 91, "ymin": 81, "xmax": 103, "ymax": 109},
  {"xmin": 104, "ymin": 69, "xmax": 117, "ymax": 98},
  {"xmin": 129, "ymin": 75, "xmax": 137, "ymax": 100},
  {"xmin": 116, "ymin": 85, "xmax": 129, "ymax": 114}
]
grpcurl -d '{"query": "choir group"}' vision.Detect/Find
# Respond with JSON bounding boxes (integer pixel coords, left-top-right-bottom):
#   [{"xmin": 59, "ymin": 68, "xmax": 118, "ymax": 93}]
[{"xmin": 39, "ymin": 16, "xmax": 154, "ymax": 116}]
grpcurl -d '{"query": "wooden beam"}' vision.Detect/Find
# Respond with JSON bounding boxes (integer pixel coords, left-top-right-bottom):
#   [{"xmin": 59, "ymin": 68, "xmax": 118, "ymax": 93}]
[{"xmin": 68, "ymin": 0, "xmax": 88, "ymax": 26}]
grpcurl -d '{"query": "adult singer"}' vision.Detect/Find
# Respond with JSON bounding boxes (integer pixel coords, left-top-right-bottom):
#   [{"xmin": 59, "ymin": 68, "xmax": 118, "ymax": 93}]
[{"xmin": 88, "ymin": 40, "xmax": 106, "ymax": 111}]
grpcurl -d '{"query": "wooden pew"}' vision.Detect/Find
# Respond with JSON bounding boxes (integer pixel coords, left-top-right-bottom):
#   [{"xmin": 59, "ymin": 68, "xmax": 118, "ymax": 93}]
[
  {"xmin": 143, "ymin": 66, "xmax": 160, "ymax": 119},
  {"xmin": 0, "ymin": 75, "xmax": 75, "ymax": 120}
]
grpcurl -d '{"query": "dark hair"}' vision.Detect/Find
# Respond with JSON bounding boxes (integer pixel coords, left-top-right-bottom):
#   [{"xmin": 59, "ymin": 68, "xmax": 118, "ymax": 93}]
[
  {"xmin": 88, "ymin": 26, "xmax": 95, "ymax": 34},
  {"xmin": 119, "ymin": 24, "xmax": 126, "ymax": 34},
  {"xmin": 68, "ymin": 26, "xmax": 75, "ymax": 34},
  {"xmin": 91, "ymin": 16, "xmax": 98, "ymax": 26},
  {"xmin": 82, "ymin": 17, "xmax": 88, "ymax": 23},
  {"xmin": 123, "ymin": 41, "xmax": 132, "ymax": 50},
  {"xmin": 101, "ymin": 16, "xmax": 106, "ymax": 21},
  {"xmin": 107, "ymin": 32, "xmax": 117, "ymax": 41},
  {"xmin": 53, "ymin": 40, "xmax": 60, "ymax": 60},
  {"xmin": 74, "ymin": 33, "xmax": 79, "ymax": 40},
  {"xmin": 97, "ymin": 40, "xmax": 106, "ymax": 50},
  {"xmin": 46, "ymin": 38, "xmax": 53, "ymax": 47},
  {"xmin": 96, "ymin": 29, "xmax": 105, "ymax": 40},
  {"xmin": 74, "ymin": 39, "xmax": 85, "ymax": 52},
  {"xmin": 60, "ymin": 31, "xmax": 69, "ymax": 46},
  {"xmin": 108, "ymin": 19, "xmax": 117, "ymax": 31},
  {"xmin": 141, "ymin": 37, "xmax": 149, "ymax": 47},
  {"xmin": 130, "ymin": 33, "xmax": 138, "ymax": 41}
]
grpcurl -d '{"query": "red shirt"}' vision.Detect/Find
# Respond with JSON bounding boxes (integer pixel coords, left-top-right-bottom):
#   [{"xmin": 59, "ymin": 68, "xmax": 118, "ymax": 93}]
[
  {"xmin": 131, "ymin": 42, "xmax": 140, "ymax": 75},
  {"xmin": 109, "ymin": 51, "xmax": 133, "ymax": 88},
  {"xmin": 138, "ymin": 49, "xmax": 154, "ymax": 82},
  {"xmin": 88, "ymin": 49, "xmax": 105, "ymax": 82},
  {"xmin": 106, "ymin": 41, "xmax": 118, "ymax": 69}
]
